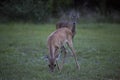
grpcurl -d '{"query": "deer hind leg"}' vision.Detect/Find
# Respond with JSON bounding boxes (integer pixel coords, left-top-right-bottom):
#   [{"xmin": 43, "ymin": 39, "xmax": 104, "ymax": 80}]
[{"xmin": 67, "ymin": 41, "xmax": 80, "ymax": 70}]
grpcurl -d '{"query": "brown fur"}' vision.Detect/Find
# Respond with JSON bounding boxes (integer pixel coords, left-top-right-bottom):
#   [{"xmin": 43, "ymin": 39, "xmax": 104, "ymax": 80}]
[
  {"xmin": 56, "ymin": 21, "xmax": 76, "ymax": 39},
  {"xmin": 47, "ymin": 28, "xmax": 80, "ymax": 72}
]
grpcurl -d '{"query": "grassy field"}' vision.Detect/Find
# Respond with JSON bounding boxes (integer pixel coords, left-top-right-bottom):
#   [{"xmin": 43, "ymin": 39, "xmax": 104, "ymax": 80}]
[{"xmin": 0, "ymin": 23, "xmax": 120, "ymax": 80}]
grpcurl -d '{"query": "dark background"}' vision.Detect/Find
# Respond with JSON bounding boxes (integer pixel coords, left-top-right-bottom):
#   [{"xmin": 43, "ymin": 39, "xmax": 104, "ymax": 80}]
[{"xmin": 0, "ymin": 0, "xmax": 120, "ymax": 23}]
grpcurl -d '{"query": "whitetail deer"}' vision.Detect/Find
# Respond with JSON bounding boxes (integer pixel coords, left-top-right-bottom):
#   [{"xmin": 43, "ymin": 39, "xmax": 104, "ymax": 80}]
[
  {"xmin": 47, "ymin": 27, "xmax": 80, "ymax": 72},
  {"xmin": 56, "ymin": 11, "xmax": 79, "ymax": 39},
  {"xmin": 56, "ymin": 20, "xmax": 76, "ymax": 39},
  {"xmin": 55, "ymin": 11, "xmax": 79, "ymax": 60}
]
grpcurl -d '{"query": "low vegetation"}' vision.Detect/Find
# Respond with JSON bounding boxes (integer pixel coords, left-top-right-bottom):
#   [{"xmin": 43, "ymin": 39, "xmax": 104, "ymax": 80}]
[{"xmin": 0, "ymin": 23, "xmax": 120, "ymax": 80}]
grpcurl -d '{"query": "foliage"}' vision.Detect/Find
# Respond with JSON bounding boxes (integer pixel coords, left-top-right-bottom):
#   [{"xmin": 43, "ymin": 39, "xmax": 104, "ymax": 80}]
[
  {"xmin": 1, "ymin": 0, "xmax": 51, "ymax": 22},
  {"xmin": 0, "ymin": 0, "xmax": 120, "ymax": 23}
]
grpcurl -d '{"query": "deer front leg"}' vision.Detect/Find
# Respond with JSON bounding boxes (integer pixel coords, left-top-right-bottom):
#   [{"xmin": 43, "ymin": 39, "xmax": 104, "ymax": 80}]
[
  {"xmin": 56, "ymin": 60, "xmax": 60, "ymax": 70},
  {"xmin": 60, "ymin": 46, "xmax": 67, "ymax": 70},
  {"xmin": 54, "ymin": 48, "xmax": 61, "ymax": 71},
  {"xmin": 56, "ymin": 46, "xmax": 67, "ymax": 71}
]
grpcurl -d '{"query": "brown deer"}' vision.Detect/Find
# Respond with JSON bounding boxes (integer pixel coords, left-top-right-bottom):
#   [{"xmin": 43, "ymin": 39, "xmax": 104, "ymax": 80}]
[
  {"xmin": 47, "ymin": 27, "xmax": 80, "ymax": 72},
  {"xmin": 55, "ymin": 11, "xmax": 79, "ymax": 58},
  {"xmin": 56, "ymin": 11, "xmax": 79, "ymax": 39}
]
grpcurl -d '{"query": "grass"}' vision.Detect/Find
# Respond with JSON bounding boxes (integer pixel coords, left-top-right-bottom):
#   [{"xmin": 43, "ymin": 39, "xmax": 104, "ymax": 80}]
[{"xmin": 0, "ymin": 23, "xmax": 120, "ymax": 80}]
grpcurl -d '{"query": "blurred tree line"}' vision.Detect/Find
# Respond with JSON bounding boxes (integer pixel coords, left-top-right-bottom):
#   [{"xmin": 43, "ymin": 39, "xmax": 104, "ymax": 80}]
[{"xmin": 0, "ymin": 0, "xmax": 120, "ymax": 23}]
